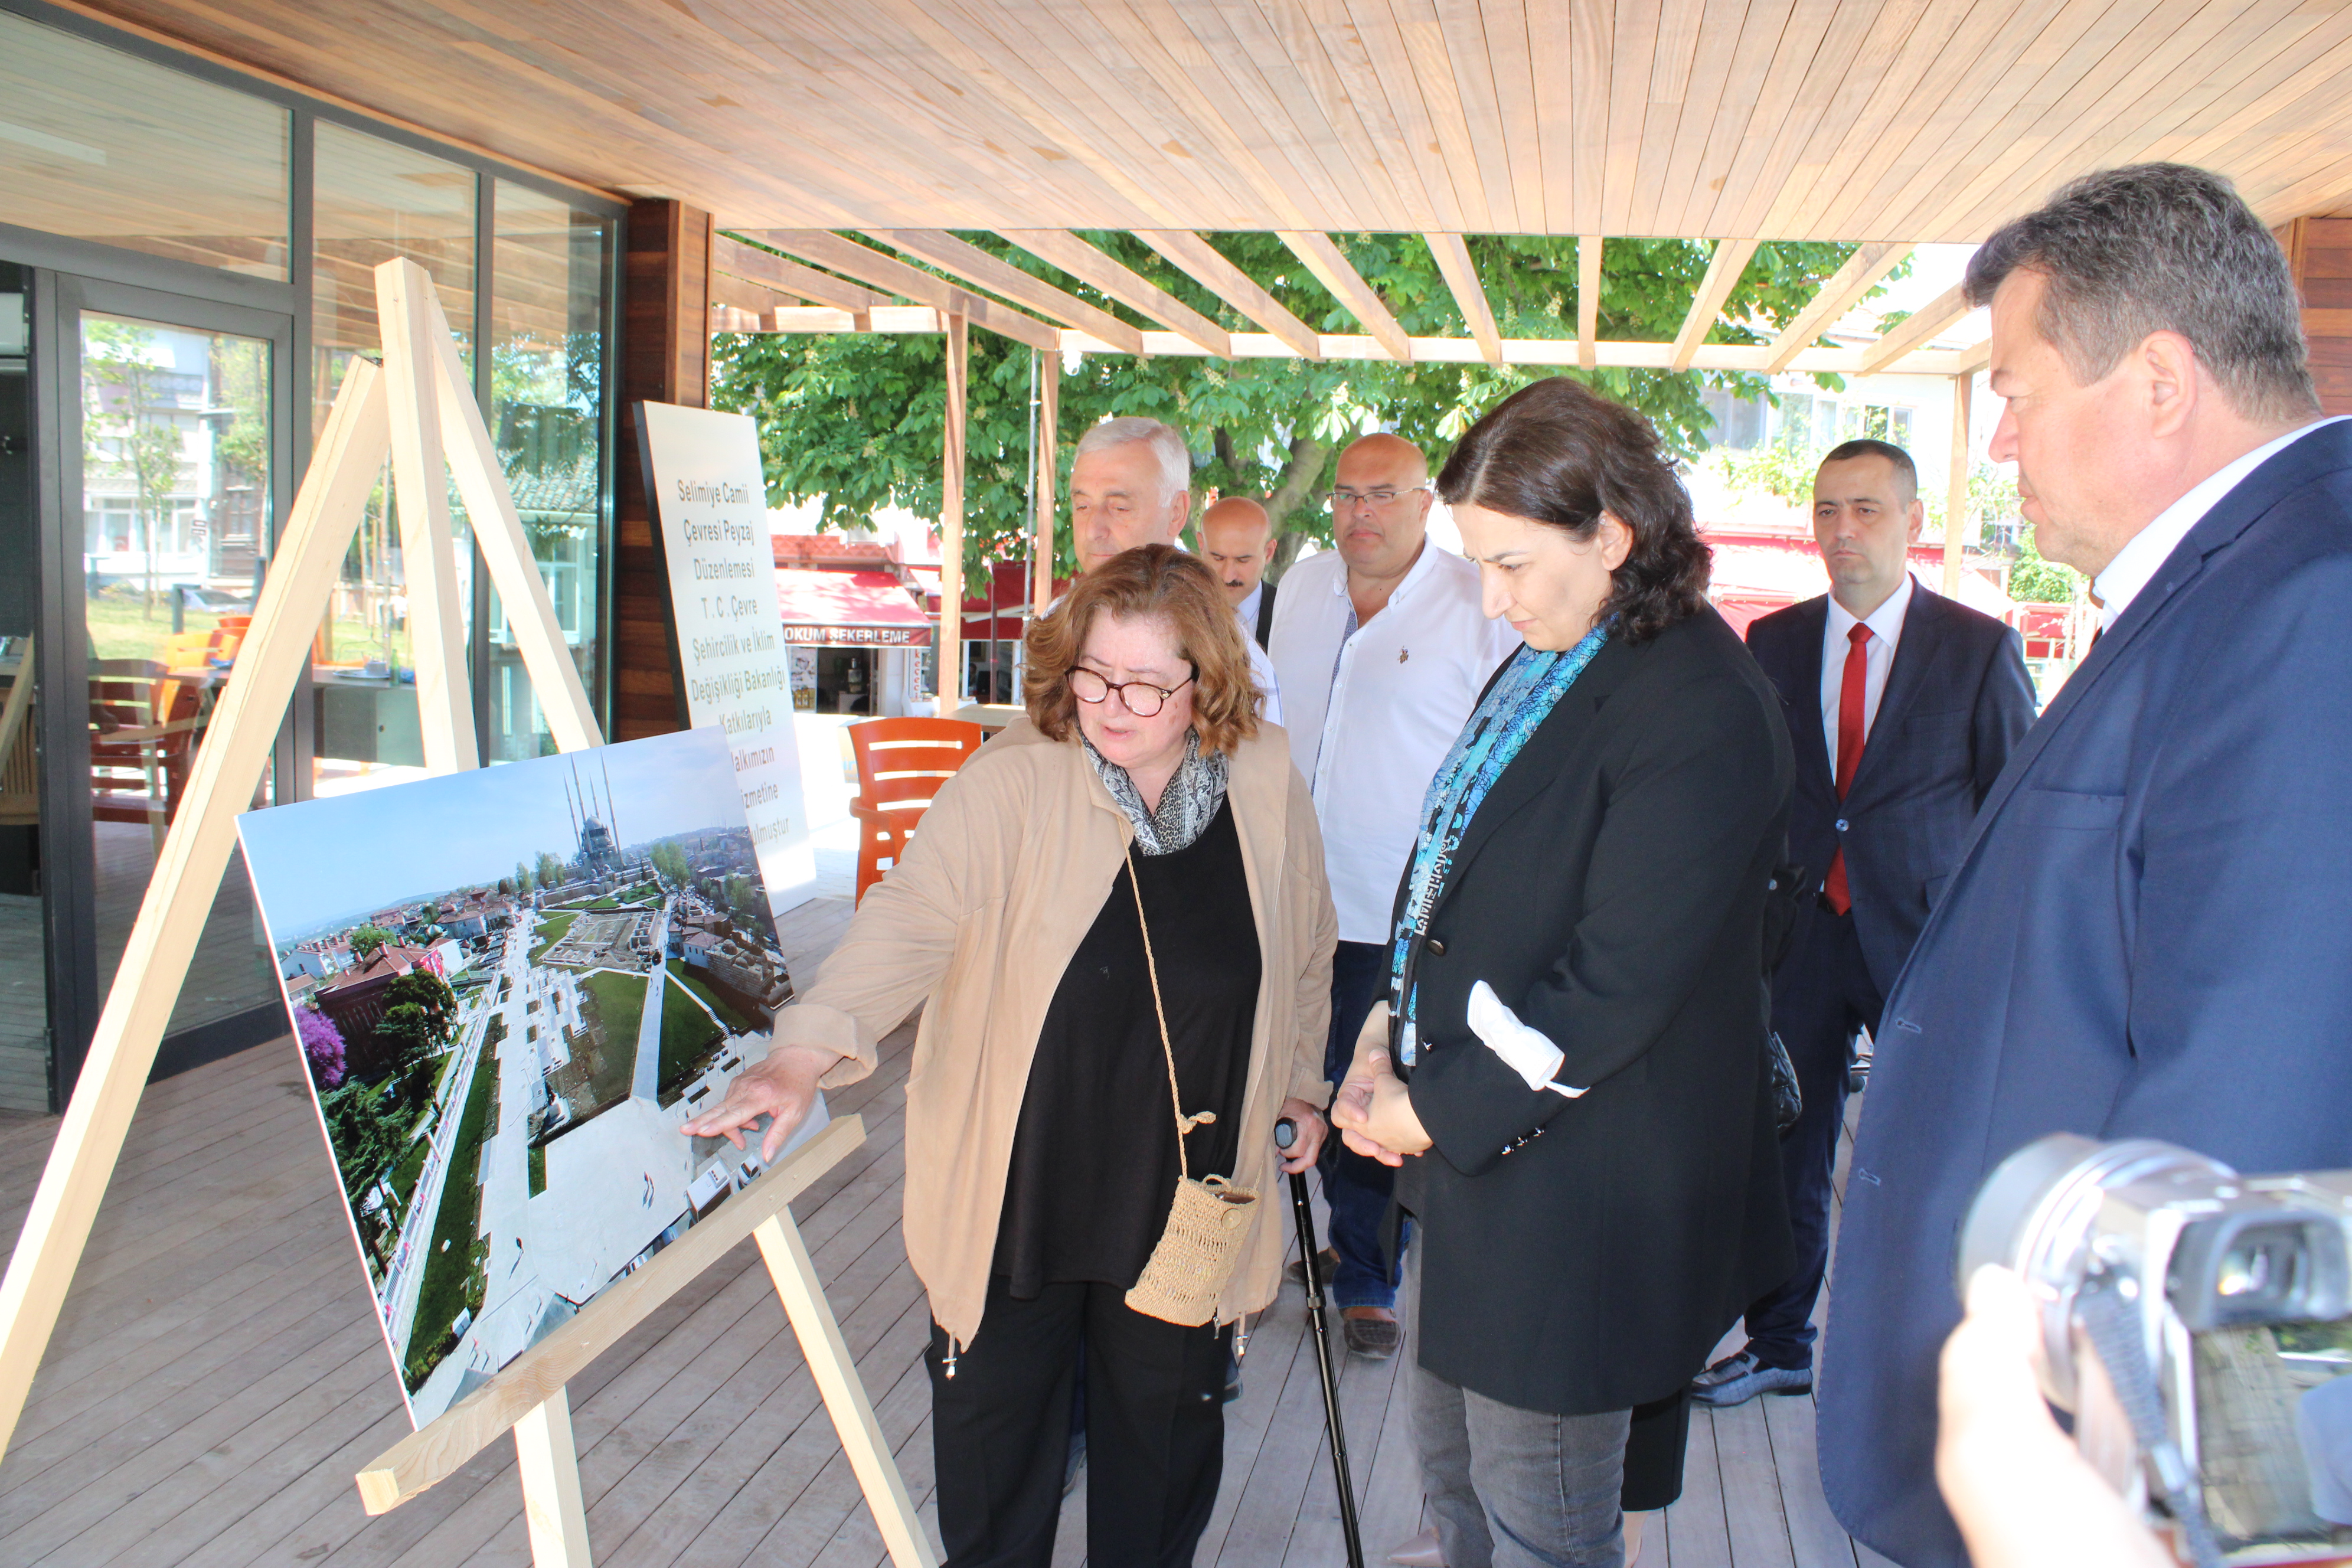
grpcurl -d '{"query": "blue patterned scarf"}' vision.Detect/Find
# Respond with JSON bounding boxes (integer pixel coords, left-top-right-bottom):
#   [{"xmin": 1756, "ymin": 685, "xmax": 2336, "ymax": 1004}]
[{"xmin": 1389, "ymin": 623, "xmax": 1609, "ymax": 1064}]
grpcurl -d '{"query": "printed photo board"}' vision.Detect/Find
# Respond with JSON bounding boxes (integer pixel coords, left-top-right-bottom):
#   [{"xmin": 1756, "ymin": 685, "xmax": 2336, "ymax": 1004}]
[{"xmin": 239, "ymin": 728, "xmax": 825, "ymax": 1426}]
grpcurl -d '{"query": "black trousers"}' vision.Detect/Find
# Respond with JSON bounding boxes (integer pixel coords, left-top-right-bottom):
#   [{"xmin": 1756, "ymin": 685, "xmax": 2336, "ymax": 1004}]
[
  {"xmin": 928, "ymin": 1275, "xmax": 1231, "ymax": 1568},
  {"xmin": 1742, "ymin": 901, "xmax": 1883, "ymax": 1369}
]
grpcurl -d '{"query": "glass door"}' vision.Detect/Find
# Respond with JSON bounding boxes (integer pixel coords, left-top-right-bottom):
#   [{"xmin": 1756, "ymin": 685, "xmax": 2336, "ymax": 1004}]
[
  {"xmin": 0, "ymin": 263, "xmax": 43, "ymax": 1112},
  {"xmin": 43, "ymin": 272, "xmax": 294, "ymax": 1101}
]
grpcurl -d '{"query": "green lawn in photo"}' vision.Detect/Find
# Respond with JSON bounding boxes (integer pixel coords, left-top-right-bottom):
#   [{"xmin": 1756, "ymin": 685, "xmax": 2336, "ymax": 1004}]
[
  {"xmin": 665, "ymin": 959, "xmax": 758, "ymax": 1035},
  {"xmin": 385, "ymin": 1127, "xmax": 432, "ymax": 1224},
  {"xmin": 528, "ymin": 910, "xmax": 579, "ymax": 965},
  {"xmin": 584, "ymin": 896, "xmax": 619, "ymax": 910},
  {"xmin": 656, "ymin": 964, "xmax": 724, "ymax": 1105},
  {"xmin": 404, "ymin": 1030, "xmax": 499, "ymax": 1390},
  {"xmin": 577, "ymin": 971, "xmax": 647, "ymax": 1104},
  {"xmin": 528, "ymin": 1142, "xmax": 546, "ymax": 1198}
]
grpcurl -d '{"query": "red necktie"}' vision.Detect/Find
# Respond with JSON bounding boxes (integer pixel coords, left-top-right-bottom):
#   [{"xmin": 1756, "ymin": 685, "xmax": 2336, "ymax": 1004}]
[{"xmin": 1824, "ymin": 623, "xmax": 1870, "ymax": 916}]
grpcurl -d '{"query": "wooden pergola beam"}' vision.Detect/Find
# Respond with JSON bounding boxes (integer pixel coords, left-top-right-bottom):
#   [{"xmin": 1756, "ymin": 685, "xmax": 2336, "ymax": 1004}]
[
  {"xmin": 1765, "ymin": 242, "xmax": 1909, "ymax": 372},
  {"xmin": 864, "ymin": 228, "xmax": 1146, "ymax": 355},
  {"xmin": 1278, "ymin": 231, "xmax": 1412, "ymax": 362},
  {"xmin": 996, "ymin": 230, "xmax": 1231, "ymax": 357},
  {"xmin": 1577, "ymin": 236, "xmax": 1602, "ymax": 371},
  {"xmin": 1670, "ymin": 239, "xmax": 1761, "ymax": 373},
  {"xmin": 1132, "ymin": 231, "xmax": 1323, "ymax": 361},
  {"xmin": 1425, "ymin": 233, "xmax": 1501, "ymax": 365},
  {"xmin": 1860, "ymin": 281, "xmax": 1975, "ymax": 374},
  {"xmin": 712, "ymin": 234, "xmax": 884, "ymax": 315},
  {"xmin": 738, "ymin": 229, "xmax": 1060, "ymax": 352},
  {"xmin": 746, "ymin": 311, "xmax": 1991, "ymax": 374}
]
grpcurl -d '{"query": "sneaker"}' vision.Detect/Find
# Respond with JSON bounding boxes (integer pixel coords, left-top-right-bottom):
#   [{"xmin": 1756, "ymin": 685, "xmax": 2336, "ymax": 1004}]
[
  {"xmin": 1342, "ymin": 1306, "xmax": 1402, "ymax": 1360},
  {"xmin": 1688, "ymin": 1348, "xmax": 1811, "ymax": 1407},
  {"xmin": 1285, "ymin": 1247, "xmax": 1341, "ymax": 1287}
]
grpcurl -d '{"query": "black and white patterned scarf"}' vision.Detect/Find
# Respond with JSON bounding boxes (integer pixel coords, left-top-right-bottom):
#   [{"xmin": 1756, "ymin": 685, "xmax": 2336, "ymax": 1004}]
[{"xmin": 1081, "ymin": 729, "xmax": 1230, "ymax": 855}]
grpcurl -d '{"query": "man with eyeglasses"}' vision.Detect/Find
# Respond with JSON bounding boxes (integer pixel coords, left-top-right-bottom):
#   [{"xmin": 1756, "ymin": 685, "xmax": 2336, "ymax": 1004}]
[
  {"xmin": 1069, "ymin": 416, "xmax": 1280, "ymax": 721},
  {"xmin": 1266, "ymin": 432, "xmax": 1520, "ymax": 1360}
]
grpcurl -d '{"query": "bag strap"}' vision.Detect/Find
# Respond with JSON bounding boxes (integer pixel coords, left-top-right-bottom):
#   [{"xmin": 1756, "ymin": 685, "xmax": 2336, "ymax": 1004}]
[{"xmin": 1125, "ymin": 842, "xmax": 1213, "ymax": 1181}]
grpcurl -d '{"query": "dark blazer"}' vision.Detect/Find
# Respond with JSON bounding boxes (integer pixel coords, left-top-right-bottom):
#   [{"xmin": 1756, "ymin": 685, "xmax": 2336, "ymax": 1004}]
[
  {"xmin": 1820, "ymin": 420, "xmax": 2352, "ymax": 1568},
  {"xmin": 1744, "ymin": 583, "xmax": 2037, "ymax": 994},
  {"xmin": 1393, "ymin": 606, "xmax": 1796, "ymax": 1416}
]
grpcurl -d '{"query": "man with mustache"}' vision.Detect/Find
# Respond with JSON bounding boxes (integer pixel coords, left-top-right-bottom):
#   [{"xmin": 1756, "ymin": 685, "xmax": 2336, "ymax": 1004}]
[
  {"xmin": 1690, "ymin": 439, "xmax": 2034, "ymax": 1412},
  {"xmin": 1200, "ymin": 495, "xmax": 1279, "ymax": 649}
]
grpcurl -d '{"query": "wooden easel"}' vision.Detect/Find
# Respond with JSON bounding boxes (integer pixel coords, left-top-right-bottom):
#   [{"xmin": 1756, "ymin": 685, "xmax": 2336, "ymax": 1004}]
[{"xmin": 0, "ymin": 259, "xmax": 937, "ymax": 1567}]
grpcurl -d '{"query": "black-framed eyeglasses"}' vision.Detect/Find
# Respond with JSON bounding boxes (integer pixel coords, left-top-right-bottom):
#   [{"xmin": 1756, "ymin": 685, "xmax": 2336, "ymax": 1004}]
[
  {"xmin": 1069, "ymin": 667, "xmax": 1194, "ymax": 717},
  {"xmin": 1328, "ymin": 483, "xmax": 1429, "ymax": 511}
]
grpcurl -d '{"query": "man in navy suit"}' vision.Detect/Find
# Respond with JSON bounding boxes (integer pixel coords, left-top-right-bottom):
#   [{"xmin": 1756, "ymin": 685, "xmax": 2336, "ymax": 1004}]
[
  {"xmin": 1689, "ymin": 440, "xmax": 2035, "ymax": 1409},
  {"xmin": 1819, "ymin": 163, "xmax": 2352, "ymax": 1567}
]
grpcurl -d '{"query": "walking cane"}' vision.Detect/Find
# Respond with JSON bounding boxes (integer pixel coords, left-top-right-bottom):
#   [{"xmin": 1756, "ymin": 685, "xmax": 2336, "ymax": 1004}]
[{"xmin": 1275, "ymin": 1117, "xmax": 1367, "ymax": 1568}]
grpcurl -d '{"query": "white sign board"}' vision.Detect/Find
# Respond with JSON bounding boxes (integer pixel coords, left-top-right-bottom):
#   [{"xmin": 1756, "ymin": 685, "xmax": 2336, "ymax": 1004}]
[{"xmin": 635, "ymin": 402, "xmax": 816, "ymax": 913}]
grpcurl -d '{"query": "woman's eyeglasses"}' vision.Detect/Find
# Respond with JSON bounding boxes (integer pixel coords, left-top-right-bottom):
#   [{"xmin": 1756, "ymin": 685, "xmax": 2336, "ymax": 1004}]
[{"xmin": 1068, "ymin": 667, "xmax": 1194, "ymax": 717}]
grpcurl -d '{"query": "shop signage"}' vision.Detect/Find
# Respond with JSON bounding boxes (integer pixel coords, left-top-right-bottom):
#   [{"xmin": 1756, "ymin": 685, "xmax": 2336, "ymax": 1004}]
[
  {"xmin": 780, "ymin": 623, "xmax": 930, "ymax": 646},
  {"xmin": 635, "ymin": 402, "xmax": 816, "ymax": 912}
]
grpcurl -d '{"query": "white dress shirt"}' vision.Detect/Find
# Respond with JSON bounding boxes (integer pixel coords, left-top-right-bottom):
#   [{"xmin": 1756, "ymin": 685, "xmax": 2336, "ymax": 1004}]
[
  {"xmin": 1821, "ymin": 572, "xmax": 1915, "ymax": 779},
  {"xmin": 1233, "ymin": 581, "xmax": 1265, "ymax": 636},
  {"xmin": 1267, "ymin": 544, "xmax": 1523, "ymax": 945},
  {"xmin": 2092, "ymin": 417, "xmax": 2349, "ymax": 630},
  {"xmin": 1244, "ymin": 627, "xmax": 1282, "ymax": 726}
]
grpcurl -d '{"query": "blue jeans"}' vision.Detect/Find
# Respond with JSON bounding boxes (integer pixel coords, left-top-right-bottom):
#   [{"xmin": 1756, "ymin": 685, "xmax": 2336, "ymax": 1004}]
[{"xmin": 1321, "ymin": 939, "xmax": 1408, "ymax": 1310}]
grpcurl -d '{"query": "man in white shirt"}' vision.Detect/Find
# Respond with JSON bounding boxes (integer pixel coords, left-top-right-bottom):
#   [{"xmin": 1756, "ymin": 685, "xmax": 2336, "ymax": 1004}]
[
  {"xmin": 1069, "ymin": 417, "xmax": 1280, "ymax": 722},
  {"xmin": 1818, "ymin": 162, "xmax": 2352, "ymax": 1568},
  {"xmin": 1200, "ymin": 495, "xmax": 1278, "ymax": 649},
  {"xmin": 1268, "ymin": 432, "xmax": 1520, "ymax": 1359},
  {"xmin": 1694, "ymin": 440, "xmax": 2033, "ymax": 1412}
]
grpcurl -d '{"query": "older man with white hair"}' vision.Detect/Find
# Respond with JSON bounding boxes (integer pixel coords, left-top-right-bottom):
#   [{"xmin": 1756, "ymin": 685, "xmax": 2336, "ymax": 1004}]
[{"xmin": 1069, "ymin": 416, "xmax": 1280, "ymax": 721}]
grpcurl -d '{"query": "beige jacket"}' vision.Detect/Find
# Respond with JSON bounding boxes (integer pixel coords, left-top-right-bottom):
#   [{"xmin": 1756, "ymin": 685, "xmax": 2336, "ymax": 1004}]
[{"xmin": 776, "ymin": 716, "xmax": 1338, "ymax": 1348}]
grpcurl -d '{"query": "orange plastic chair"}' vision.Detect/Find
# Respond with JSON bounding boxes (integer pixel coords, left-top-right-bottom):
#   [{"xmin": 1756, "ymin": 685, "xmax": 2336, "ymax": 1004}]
[{"xmin": 848, "ymin": 717, "xmax": 984, "ymax": 904}]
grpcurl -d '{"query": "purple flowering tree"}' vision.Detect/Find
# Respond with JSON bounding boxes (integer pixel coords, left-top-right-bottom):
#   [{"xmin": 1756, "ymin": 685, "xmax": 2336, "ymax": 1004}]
[{"xmin": 299, "ymin": 1007, "xmax": 347, "ymax": 1090}]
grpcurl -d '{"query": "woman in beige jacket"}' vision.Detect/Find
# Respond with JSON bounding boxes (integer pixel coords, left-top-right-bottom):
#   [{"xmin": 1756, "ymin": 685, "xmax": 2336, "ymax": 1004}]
[{"xmin": 685, "ymin": 544, "xmax": 1335, "ymax": 1568}]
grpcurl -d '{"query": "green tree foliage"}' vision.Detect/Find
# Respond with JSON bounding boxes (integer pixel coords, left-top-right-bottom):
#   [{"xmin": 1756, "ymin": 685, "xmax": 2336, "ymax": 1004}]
[
  {"xmin": 713, "ymin": 233, "xmax": 1887, "ymax": 574},
  {"xmin": 385, "ymin": 969, "xmax": 458, "ymax": 1041},
  {"xmin": 348, "ymin": 924, "xmax": 396, "ymax": 962},
  {"xmin": 649, "ymin": 840, "xmax": 694, "ymax": 887},
  {"xmin": 2007, "ymin": 532, "xmax": 2085, "ymax": 605},
  {"xmin": 535, "ymin": 850, "xmax": 567, "ymax": 891},
  {"xmin": 321, "ymin": 1080, "xmax": 407, "ymax": 1212}
]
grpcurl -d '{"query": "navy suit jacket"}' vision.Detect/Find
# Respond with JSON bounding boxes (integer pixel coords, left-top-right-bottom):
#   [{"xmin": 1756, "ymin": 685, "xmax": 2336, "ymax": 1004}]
[
  {"xmin": 1745, "ymin": 584, "xmax": 2037, "ymax": 995},
  {"xmin": 1819, "ymin": 420, "xmax": 2352, "ymax": 1567}
]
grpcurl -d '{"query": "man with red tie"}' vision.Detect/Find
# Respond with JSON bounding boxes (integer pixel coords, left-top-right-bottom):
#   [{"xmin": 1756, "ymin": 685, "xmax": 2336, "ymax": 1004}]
[{"xmin": 1689, "ymin": 438, "xmax": 2036, "ymax": 1408}]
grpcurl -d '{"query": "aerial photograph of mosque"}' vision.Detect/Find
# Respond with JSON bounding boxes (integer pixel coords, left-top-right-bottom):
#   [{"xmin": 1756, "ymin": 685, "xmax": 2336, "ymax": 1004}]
[{"xmin": 236, "ymin": 728, "xmax": 818, "ymax": 1426}]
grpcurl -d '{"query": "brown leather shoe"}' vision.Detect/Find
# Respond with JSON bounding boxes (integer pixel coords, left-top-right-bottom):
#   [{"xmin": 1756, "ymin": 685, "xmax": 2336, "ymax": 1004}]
[
  {"xmin": 1386, "ymin": 1525, "xmax": 1444, "ymax": 1566},
  {"xmin": 1341, "ymin": 1305, "xmax": 1402, "ymax": 1358}
]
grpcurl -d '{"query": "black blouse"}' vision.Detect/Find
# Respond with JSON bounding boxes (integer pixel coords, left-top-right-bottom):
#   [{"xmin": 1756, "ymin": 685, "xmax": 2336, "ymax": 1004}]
[{"xmin": 994, "ymin": 798, "xmax": 1262, "ymax": 1298}]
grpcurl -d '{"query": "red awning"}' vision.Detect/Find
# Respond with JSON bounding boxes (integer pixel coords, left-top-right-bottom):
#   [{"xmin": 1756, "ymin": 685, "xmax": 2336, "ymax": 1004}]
[{"xmin": 775, "ymin": 570, "xmax": 932, "ymax": 646}]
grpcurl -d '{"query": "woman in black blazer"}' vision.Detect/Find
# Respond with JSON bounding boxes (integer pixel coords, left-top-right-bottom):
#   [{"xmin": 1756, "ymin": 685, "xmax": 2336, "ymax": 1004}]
[{"xmin": 1335, "ymin": 378, "xmax": 1795, "ymax": 1568}]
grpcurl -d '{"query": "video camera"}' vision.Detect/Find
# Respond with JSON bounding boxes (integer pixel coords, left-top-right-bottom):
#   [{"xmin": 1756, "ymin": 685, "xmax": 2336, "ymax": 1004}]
[{"xmin": 1961, "ymin": 1133, "xmax": 2352, "ymax": 1567}]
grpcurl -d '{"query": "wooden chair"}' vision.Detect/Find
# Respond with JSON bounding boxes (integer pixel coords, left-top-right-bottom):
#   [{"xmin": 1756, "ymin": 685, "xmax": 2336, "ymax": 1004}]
[
  {"xmin": 0, "ymin": 646, "xmax": 35, "ymax": 828},
  {"xmin": 847, "ymin": 717, "xmax": 984, "ymax": 904},
  {"xmin": 89, "ymin": 658, "xmax": 202, "ymax": 852}
]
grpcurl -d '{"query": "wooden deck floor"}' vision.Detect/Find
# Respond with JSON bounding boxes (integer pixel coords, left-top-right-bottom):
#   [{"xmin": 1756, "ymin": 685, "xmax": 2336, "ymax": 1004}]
[{"xmin": 0, "ymin": 895, "xmax": 1889, "ymax": 1568}]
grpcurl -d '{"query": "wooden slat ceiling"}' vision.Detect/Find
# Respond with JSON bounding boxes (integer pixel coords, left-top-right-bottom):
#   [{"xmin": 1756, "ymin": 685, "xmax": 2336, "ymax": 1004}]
[{"xmin": 66, "ymin": 0, "xmax": 2352, "ymax": 243}]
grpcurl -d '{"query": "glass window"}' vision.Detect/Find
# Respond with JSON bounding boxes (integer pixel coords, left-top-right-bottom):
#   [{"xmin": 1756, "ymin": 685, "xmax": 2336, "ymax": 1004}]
[
  {"xmin": 485, "ymin": 182, "xmax": 607, "ymax": 762},
  {"xmin": 0, "ymin": 12, "xmax": 290, "ymax": 280},
  {"xmin": 311, "ymin": 123, "xmax": 478, "ymax": 795}
]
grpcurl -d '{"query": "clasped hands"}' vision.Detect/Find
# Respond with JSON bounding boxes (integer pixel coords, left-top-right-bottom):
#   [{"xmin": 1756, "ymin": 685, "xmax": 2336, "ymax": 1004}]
[{"xmin": 1329, "ymin": 1001, "xmax": 1433, "ymax": 1167}]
